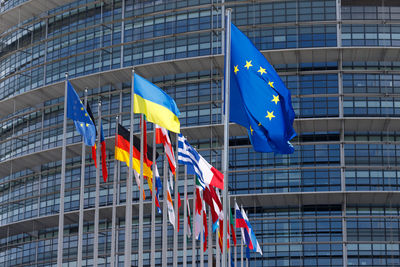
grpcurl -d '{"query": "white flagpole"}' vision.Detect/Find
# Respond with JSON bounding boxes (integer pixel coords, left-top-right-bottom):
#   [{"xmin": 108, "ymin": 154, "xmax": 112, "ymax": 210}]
[
  {"xmin": 173, "ymin": 133, "xmax": 179, "ymax": 267},
  {"xmin": 124, "ymin": 68, "xmax": 135, "ymax": 267},
  {"xmin": 240, "ymin": 236, "xmax": 244, "ymax": 267},
  {"xmin": 150, "ymin": 127, "xmax": 156, "ymax": 267},
  {"xmin": 191, "ymin": 180, "xmax": 197, "ymax": 267},
  {"xmin": 57, "ymin": 73, "xmax": 68, "ymax": 266},
  {"xmin": 77, "ymin": 88, "xmax": 88, "ymax": 267},
  {"xmin": 222, "ymin": 8, "xmax": 232, "ymax": 267},
  {"xmin": 183, "ymin": 165, "xmax": 188, "ymax": 267},
  {"xmin": 216, "ymin": 230, "xmax": 220, "ymax": 267},
  {"xmin": 200, "ymin": 190, "xmax": 204, "ymax": 267},
  {"xmin": 162, "ymin": 156, "xmax": 168, "ymax": 266},
  {"xmin": 93, "ymin": 100, "xmax": 102, "ymax": 267},
  {"xmin": 208, "ymin": 206, "xmax": 212, "ymax": 265},
  {"xmin": 111, "ymin": 116, "xmax": 119, "ymax": 267},
  {"xmin": 138, "ymin": 114, "xmax": 145, "ymax": 267},
  {"xmin": 234, "ymin": 199, "xmax": 238, "ymax": 267}
]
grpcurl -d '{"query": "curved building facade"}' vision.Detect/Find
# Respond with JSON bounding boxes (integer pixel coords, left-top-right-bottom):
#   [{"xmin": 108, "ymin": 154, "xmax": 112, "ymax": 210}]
[{"xmin": 1, "ymin": 0, "xmax": 400, "ymax": 266}]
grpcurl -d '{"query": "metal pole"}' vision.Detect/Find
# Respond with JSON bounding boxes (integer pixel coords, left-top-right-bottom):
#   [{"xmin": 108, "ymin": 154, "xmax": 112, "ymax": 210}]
[
  {"xmin": 173, "ymin": 133, "xmax": 179, "ymax": 267},
  {"xmin": 222, "ymin": 8, "xmax": 232, "ymax": 267},
  {"xmin": 216, "ymin": 232, "xmax": 220, "ymax": 267},
  {"xmin": 191, "ymin": 182, "xmax": 197, "ymax": 267},
  {"xmin": 111, "ymin": 116, "xmax": 119, "ymax": 267},
  {"xmin": 57, "ymin": 73, "xmax": 68, "ymax": 266},
  {"xmin": 77, "ymin": 89, "xmax": 88, "ymax": 267},
  {"xmin": 162, "ymin": 156, "xmax": 168, "ymax": 266},
  {"xmin": 124, "ymin": 69, "xmax": 135, "ymax": 267},
  {"xmin": 234, "ymin": 199, "xmax": 237, "ymax": 267},
  {"xmin": 93, "ymin": 101, "xmax": 102, "ymax": 267},
  {"xmin": 138, "ymin": 114, "xmax": 144, "ymax": 267},
  {"xmin": 183, "ymin": 165, "xmax": 188, "ymax": 267},
  {"xmin": 240, "ymin": 236, "xmax": 243, "ymax": 267},
  {"xmin": 208, "ymin": 206, "xmax": 212, "ymax": 265},
  {"xmin": 200, "ymin": 191, "xmax": 204, "ymax": 267},
  {"xmin": 150, "ymin": 128, "xmax": 156, "ymax": 267}
]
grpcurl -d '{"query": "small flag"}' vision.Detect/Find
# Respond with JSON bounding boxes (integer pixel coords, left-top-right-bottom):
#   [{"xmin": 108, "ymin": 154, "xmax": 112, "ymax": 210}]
[
  {"xmin": 229, "ymin": 23, "xmax": 296, "ymax": 154},
  {"xmin": 230, "ymin": 207, "xmax": 237, "ymax": 246},
  {"xmin": 177, "ymin": 192, "xmax": 182, "ymax": 232},
  {"xmin": 133, "ymin": 73, "xmax": 180, "ymax": 133},
  {"xmin": 86, "ymin": 102, "xmax": 108, "ymax": 182},
  {"xmin": 66, "ymin": 81, "xmax": 96, "ymax": 146},
  {"xmin": 167, "ymin": 178, "xmax": 175, "ymax": 228},
  {"xmin": 178, "ymin": 134, "xmax": 224, "ymax": 190},
  {"xmin": 155, "ymin": 125, "xmax": 176, "ymax": 175},
  {"xmin": 235, "ymin": 203, "xmax": 262, "ymax": 255},
  {"xmin": 194, "ymin": 188, "xmax": 203, "ymax": 240},
  {"xmin": 154, "ymin": 163, "xmax": 162, "ymax": 214}
]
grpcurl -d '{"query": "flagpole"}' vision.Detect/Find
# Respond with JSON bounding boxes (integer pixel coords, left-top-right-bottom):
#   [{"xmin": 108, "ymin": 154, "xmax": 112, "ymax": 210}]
[
  {"xmin": 234, "ymin": 198, "xmax": 238, "ymax": 267},
  {"xmin": 208, "ymin": 206, "xmax": 212, "ymax": 265},
  {"xmin": 222, "ymin": 8, "xmax": 232, "ymax": 267},
  {"xmin": 191, "ymin": 180, "xmax": 196, "ymax": 267},
  {"xmin": 150, "ymin": 126, "xmax": 156, "ymax": 267},
  {"xmin": 162, "ymin": 156, "xmax": 168, "ymax": 266},
  {"xmin": 125, "ymin": 68, "xmax": 135, "ymax": 267},
  {"xmin": 200, "ymin": 191, "xmax": 204, "ymax": 267},
  {"xmin": 228, "ymin": 196, "xmax": 231, "ymax": 267},
  {"xmin": 183, "ymin": 165, "xmax": 188, "ymax": 267},
  {"xmin": 216, "ymin": 228, "xmax": 220, "ymax": 267},
  {"xmin": 240, "ymin": 236, "xmax": 244, "ymax": 267},
  {"xmin": 77, "ymin": 88, "xmax": 88, "ymax": 267},
  {"xmin": 138, "ymin": 114, "xmax": 145, "ymax": 267},
  {"xmin": 93, "ymin": 100, "xmax": 102, "ymax": 267},
  {"xmin": 57, "ymin": 72, "xmax": 68, "ymax": 266},
  {"xmin": 111, "ymin": 116, "xmax": 119, "ymax": 267},
  {"xmin": 173, "ymin": 133, "xmax": 179, "ymax": 267}
]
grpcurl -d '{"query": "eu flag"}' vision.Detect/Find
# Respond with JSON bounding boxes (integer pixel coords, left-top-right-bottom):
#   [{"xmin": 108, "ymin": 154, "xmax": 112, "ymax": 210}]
[
  {"xmin": 66, "ymin": 81, "xmax": 96, "ymax": 146},
  {"xmin": 229, "ymin": 23, "xmax": 296, "ymax": 154}
]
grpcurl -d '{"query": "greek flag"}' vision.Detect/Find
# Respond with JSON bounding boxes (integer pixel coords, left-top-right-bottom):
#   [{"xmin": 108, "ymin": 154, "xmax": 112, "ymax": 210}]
[{"xmin": 178, "ymin": 134, "xmax": 224, "ymax": 190}]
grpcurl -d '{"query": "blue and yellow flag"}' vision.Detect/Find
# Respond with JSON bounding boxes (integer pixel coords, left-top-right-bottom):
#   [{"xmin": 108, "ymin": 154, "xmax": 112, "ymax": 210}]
[
  {"xmin": 229, "ymin": 23, "xmax": 296, "ymax": 153},
  {"xmin": 133, "ymin": 74, "xmax": 180, "ymax": 133},
  {"xmin": 66, "ymin": 81, "xmax": 96, "ymax": 146}
]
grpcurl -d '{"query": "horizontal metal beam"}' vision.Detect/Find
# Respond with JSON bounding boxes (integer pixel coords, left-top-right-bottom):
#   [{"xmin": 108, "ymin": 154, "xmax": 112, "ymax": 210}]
[
  {"xmin": 0, "ymin": 191, "xmax": 399, "ymax": 240},
  {"xmin": 2, "ymin": 47, "xmax": 400, "ymax": 118}
]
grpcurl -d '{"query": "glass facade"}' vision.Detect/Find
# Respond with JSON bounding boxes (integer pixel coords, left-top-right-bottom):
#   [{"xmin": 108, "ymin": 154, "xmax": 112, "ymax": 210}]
[{"xmin": 0, "ymin": 0, "xmax": 400, "ymax": 266}]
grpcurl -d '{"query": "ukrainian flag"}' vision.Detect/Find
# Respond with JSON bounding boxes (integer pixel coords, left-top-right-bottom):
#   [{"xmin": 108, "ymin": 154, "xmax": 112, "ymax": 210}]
[{"xmin": 133, "ymin": 74, "xmax": 180, "ymax": 133}]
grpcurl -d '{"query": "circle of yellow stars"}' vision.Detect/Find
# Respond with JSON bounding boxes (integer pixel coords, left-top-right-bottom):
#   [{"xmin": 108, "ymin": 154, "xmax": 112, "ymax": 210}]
[{"xmin": 233, "ymin": 59, "xmax": 282, "ymax": 135}]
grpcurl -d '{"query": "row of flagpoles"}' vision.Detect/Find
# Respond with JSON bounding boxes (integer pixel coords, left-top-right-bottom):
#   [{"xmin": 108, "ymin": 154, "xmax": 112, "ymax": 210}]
[{"xmin": 56, "ymin": 9, "xmax": 296, "ymax": 266}]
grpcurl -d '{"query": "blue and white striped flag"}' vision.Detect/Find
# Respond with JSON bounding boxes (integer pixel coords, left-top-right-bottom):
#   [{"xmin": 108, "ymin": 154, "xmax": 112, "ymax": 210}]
[{"xmin": 178, "ymin": 134, "xmax": 224, "ymax": 190}]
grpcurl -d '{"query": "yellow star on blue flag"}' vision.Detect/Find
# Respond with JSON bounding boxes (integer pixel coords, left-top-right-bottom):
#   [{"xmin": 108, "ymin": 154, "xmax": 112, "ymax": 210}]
[
  {"xmin": 229, "ymin": 23, "xmax": 296, "ymax": 154},
  {"xmin": 66, "ymin": 81, "xmax": 96, "ymax": 146}
]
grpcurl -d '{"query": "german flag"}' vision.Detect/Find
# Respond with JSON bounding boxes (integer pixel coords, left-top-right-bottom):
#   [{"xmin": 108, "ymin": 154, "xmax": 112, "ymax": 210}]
[{"xmin": 115, "ymin": 123, "xmax": 156, "ymax": 178}]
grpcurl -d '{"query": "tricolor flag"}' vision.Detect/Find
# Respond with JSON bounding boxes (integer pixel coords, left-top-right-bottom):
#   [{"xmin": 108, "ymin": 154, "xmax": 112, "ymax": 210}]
[
  {"xmin": 115, "ymin": 124, "xmax": 155, "ymax": 178},
  {"xmin": 177, "ymin": 134, "xmax": 224, "ymax": 190},
  {"xmin": 235, "ymin": 203, "xmax": 262, "ymax": 255},
  {"xmin": 155, "ymin": 125, "xmax": 176, "ymax": 175},
  {"xmin": 230, "ymin": 207, "xmax": 237, "ymax": 246},
  {"xmin": 194, "ymin": 188, "xmax": 203, "ymax": 240},
  {"xmin": 133, "ymin": 73, "xmax": 180, "ymax": 133},
  {"xmin": 86, "ymin": 102, "xmax": 108, "ymax": 182}
]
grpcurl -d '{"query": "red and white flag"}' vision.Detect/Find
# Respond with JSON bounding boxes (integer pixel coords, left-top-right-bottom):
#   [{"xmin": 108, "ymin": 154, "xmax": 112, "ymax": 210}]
[{"xmin": 155, "ymin": 125, "xmax": 176, "ymax": 175}]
